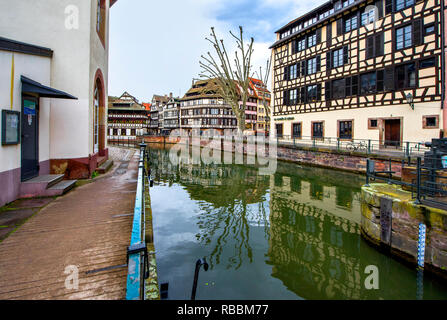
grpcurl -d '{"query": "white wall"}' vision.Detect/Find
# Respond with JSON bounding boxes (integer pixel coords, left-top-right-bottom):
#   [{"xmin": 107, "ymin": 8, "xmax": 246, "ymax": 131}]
[
  {"xmin": 0, "ymin": 50, "xmax": 51, "ymax": 173},
  {"xmin": 0, "ymin": 0, "xmax": 110, "ymax": 160}
]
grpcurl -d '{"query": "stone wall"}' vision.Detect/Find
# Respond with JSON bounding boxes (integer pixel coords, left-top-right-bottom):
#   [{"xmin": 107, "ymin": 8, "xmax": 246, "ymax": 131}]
[
  {"xmin": 361, "ymin": 183, "xmax": 447, "ymax": 278},
  {"xmin": 143, "ymin": 136, "xmax": 404, "ymax": 177}
]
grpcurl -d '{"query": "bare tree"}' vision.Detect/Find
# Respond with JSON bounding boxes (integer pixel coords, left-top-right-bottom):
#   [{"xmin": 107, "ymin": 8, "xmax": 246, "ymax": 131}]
[{"xmin": 199, "ymin": 26, "xmax": 254, "ymax": 135}]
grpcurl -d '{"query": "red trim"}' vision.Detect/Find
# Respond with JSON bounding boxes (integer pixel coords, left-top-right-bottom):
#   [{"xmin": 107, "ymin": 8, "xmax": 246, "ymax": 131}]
[{"xmin": 93, "ymin": 69, "xmax": 107, "ymax": 155}]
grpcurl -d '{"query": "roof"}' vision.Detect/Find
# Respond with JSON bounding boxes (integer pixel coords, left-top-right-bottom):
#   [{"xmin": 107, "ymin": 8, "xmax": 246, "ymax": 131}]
[
  {"xmin": 108, "ymin": 91, "xmax": 146, "ymax": 111},
  {"xmin": 142, "ymin": 103, "xmax": 151, "ymax": 111},
  {"xmin": 21, "ymin": 76, "xmax": 77, "ymax": 99},
  {"xmin": 0, "ymin": 37, "xmax": 53, "ymax": 58},
  {"xmin": 152, "ymin": 95, "xmax": 170, "ymax": 104},
  {"xmin": 270, "ymin": 0, "xmax": 368, "ymax": 49},
  {"xmin": 181, "ymin": 79, "xmax": 223, "ymax": 101},
  {"xmin": 110, "ymin": 0, "xmax": 118, "ymax": 7}
]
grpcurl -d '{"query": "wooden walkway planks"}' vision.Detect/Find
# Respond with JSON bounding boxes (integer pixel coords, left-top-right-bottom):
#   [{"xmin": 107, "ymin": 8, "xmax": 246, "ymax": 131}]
[{"xmin": 0, "ymin": 148, "xmax": 138, "ymax": 300}]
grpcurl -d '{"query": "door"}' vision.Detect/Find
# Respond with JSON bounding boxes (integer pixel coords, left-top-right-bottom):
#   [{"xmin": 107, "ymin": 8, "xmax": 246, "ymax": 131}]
[
  {"xmin": 21, "ymin": 96, "xmax": 39, "ymax": 181},
  {"xmin": 93, "ymin": 87, "xmax": 99, "ymax": 153},
  {"xmin": 384, "ymin": 119, "xmax": 401, "ymax": 147}
]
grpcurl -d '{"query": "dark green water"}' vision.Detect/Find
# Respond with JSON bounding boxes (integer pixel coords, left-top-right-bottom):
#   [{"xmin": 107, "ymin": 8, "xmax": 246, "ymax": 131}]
[{"xmin": 148, "ymin": 146, "xmax": 447, "ymax": 300}]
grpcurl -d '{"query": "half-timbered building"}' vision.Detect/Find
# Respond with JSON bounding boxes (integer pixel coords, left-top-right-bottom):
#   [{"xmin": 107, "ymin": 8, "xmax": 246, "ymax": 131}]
[{"xmin": 270, "ymin": 0, "xmax": 444, "ymax": 146}]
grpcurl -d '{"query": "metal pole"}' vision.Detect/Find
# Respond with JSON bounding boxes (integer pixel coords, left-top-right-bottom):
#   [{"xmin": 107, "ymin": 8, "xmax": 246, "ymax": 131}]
[
  {"xmin": 415, "ymin": 157, "xmax": 422, "ymax": 204},
  {"xmin": 191, "ymin": 258, "xmax": 209, "ymax": 300},
  {"xmin": 368, "ymin": 139, "xmax": 371, "ymax": 154},
  {"xmin": 366, "ymin": 159, "xmax": 370, "ymax": 187}
]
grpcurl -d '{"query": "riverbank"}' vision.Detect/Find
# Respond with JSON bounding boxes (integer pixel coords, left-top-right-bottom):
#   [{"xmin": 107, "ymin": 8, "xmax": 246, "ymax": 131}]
[{"xmin": 140, "ymin": 136, "xmax": 406, "ymax": 178}]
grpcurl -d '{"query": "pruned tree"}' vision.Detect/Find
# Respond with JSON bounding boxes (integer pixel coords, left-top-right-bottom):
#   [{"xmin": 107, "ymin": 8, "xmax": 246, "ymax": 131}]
[{"xmin": 199, "ymin": 26, "xmax": 254, "ymax": 135}]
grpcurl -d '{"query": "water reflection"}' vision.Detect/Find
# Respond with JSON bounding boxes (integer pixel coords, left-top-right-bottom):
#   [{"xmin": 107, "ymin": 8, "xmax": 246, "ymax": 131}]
[{"xmin": 148, "ymin": 146, "xmax": 447, "ymax": 300}]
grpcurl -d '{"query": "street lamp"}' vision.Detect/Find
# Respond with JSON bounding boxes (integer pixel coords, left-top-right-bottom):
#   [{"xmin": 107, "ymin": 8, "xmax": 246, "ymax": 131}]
[{"xmin": 405, "ymin": 93, "xmax": 415, "ymax": 110}]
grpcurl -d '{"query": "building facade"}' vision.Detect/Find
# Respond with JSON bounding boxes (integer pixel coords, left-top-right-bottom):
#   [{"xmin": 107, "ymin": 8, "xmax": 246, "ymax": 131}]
[
  {"xmin": 107, "ymin": 92, "xmax": 149, "ymax": 141},
  {"xmin": 271, "ymin": 0, "xmax": 443, "ymax": 145},
  {"xmin": 149, "ymin": 94, "xmax": 169, "ymax": 135},
  {"xmin": 249, "ymin": 78, "xmax": 272, "ymax": 133},
  {"xmin": 0, "ymin": 0, "xmax": 116, "ymax": 206},
  {"xmin": 180, "ymin": 79, "xmax": 238, "ymax": 135},
  {"xmin": 162, "ymin": 95, "xmax": 181, "ymax": 135}
]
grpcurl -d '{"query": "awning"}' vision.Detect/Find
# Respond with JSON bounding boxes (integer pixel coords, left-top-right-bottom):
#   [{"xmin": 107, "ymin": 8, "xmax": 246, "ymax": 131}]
[{"xmin": 21, "ymin": 76, "xmax": 78, "ymax": 100}]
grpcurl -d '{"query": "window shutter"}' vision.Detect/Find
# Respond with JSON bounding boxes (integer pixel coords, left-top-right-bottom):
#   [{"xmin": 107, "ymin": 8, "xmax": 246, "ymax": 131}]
[
  {"xmin": 366, "ymin": 36, "xmax": 374, "ymax": 59},
  {"xmin": 376, "ymin": 0, "xmax": 384, "ymax": 19},
  {"xmin": 326, "ymin": 52, "xmax": 332, "ymax": 70},
  {"xmin": 352, "ymin": 76, "xmax": 359, "ymax": 95},
  {"xmin": 291, "ymin": 40, "xmax": 297, "ymax": 55},
  {"xmin": 345, "ymin": 77, "xmax": 352, "ymax": 96},
  {"xmin": 413, "ymin": 19, "xmax": 422, "ymax": 46},
  {"xmin": 385, "ymin": 0, "xmax": 393, "ymax": 14},
  {"xmin": 343, "ymin": 46, "xmax": 349, "ymax": 64},
  {"xmin": 316, "ymin": 29, "xmax": 322, "ymax": 44},
  {"xmin": 284, "ymin": 66, "xmax": 289, "ymax": 81},
  {"xmin": 316, "ymin": 56, "xmax": 321, "ymax": 72},
  {"xmin": 384, "ymin": 67, "xmax": 394, "ymax": 91},
  {"xmin": 317, "ymin": 84, "xmax": 322, "ymax": 101},
  {"xmin": 325, "ymin": 81, "xmax": 331, "ymax": 100},
  {"xmin": 301, "ymin": 87, "xmax": 306, "ymax": 103},
  {"xmin": 337, "ymin": 19, "xmax": 343, "ymax": 36},
  {"xmin": 375, "ymin": 32, "xmax": 384, "ymax": 56},
  {"xmin": 301, "ymin": 60, "xmax": 307, "ymax": 76},
  {"xmin": 377, "ymin": 70, "xmax": 384, "ymax": 92},
  {"xmin": 296, "ymin": 63, "xmax": 301, "ymax": 78},
  {"xmin": 283, "ymin": 90, "xmax": 289, "ymax": 106},
  {"xmin": 327, "ymin": 23, "xmax": 332, "ymax": 47}
]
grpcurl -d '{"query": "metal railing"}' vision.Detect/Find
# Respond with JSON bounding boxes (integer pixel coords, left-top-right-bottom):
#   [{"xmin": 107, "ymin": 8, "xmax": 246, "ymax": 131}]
[
  {"xmin": 276, "ymin": 135, "xmax": 429, "ymax": 158},
  {"xmin": 366, "ymin": 156, "xmax": 447, "ymax": 210},
  {"xmin": 108, "ymin": 137, "xmax": 144, "ymax": 148},
  {"xmin": 126, "ymin": 144, "xmax": 150, "ymax": 300}
]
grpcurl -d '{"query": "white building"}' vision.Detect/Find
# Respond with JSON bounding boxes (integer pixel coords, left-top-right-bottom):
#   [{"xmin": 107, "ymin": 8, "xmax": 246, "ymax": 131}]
[{"xmin": 0, "ymin": 0, "xmax": 117, "ymax": 207}]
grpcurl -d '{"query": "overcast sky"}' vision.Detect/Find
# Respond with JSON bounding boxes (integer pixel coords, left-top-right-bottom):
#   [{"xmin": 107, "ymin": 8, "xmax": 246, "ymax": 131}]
[{"xmin": 108, "ymin": 0, "xmax": 322, "ymax": 102}]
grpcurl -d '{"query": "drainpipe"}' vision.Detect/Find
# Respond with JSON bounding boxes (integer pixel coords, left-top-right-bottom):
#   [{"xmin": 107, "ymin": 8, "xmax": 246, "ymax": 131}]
[{"xmin": 442, "ymin": 0, "xmax": 446, "ymax": 137}]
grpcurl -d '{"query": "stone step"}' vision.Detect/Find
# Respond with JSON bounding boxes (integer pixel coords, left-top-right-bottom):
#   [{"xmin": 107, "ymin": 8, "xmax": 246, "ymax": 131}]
[
  {"xmin": 45, "ymin": 180, "xmax": 77, "ymax": 196},
  {"xmin": 20, "ymin": 174, "xmax": 65, "ymax": 198},
  {"xmin": 97, "ymin": 159, "xmax": 114, "ymax": 174},
  {"xmin": 22, "ymin": 174, "xmax": 64, "ymax": 188}
]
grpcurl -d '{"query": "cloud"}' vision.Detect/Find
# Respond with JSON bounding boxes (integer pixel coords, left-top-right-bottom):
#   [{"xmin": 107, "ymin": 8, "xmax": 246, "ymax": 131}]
[{"xmin": 108, "ymin": 0, "xmax": 324, "ymax": 101}]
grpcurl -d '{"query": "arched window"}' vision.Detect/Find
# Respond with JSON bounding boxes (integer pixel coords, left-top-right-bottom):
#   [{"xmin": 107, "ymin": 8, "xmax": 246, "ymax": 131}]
[{"xmin": 93, "ymin": 85, "xmax": 100, "ymax": 153}]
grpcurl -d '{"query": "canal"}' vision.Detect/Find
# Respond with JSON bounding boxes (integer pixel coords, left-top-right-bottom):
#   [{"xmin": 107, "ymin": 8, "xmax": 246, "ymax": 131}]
[{"xmin": 148, "ymin": 145, "xmax": 447, "ymax": 300}]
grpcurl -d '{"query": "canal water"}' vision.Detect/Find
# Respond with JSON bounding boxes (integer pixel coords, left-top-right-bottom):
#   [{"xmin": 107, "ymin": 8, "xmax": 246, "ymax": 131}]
[{"xmin": 148, "ymin": 145, "xmax": 447, "ymax": 300}]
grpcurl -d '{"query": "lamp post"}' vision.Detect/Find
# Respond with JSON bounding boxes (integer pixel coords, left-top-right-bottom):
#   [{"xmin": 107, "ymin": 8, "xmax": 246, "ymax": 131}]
[{"xmin": 406, "ymin": 93, "xmax": 415, "ymax": 110}]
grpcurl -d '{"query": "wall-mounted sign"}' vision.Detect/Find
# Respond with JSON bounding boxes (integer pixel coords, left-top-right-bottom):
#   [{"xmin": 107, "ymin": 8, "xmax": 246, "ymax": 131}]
[
  {"xmin": 23, "ymin": 100, "xmax": 36, "ymax": 115},
  {"xmin": 2, "ymin": 110, "xmax": 20, "ymax": 145},
  {"xmin": 275, "ymin": 117, "xmax": 294, "ymax": 121}
]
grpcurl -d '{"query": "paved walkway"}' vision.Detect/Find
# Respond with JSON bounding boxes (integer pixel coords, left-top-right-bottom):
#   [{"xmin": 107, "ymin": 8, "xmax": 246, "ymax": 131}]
[{"xmin": 0, "ymin": 147, "xmax": 138, "ymax": 300}]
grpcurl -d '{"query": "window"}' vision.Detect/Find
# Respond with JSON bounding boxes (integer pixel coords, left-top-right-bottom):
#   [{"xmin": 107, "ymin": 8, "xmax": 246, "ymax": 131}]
[
  {"xmin": 361, "ymin": 8, "xmax": 376, "ymax": 26},
  {"xmin": 332, "ymin": 79, "xmax": 346, "ymax": 99},
  {"xmin": 360, "ymin": 72, "xmax": 377, "ymax": 94},
  {"xmin": 96, "ymin": 0, "xmax": 106, "ymax": 45},
  {"xmin": 420, "ymin": 57, "xmax": 436, "ymax": 69},
  {"xmin": 366, "ymin": 33, "xmax": 384, "ymax": 59},
  {"xmin": 344, "ymin": 15, "xmax": 358, "ymax": 33},
  {"xmin": 288, "ymin": 64, "xmax": 298, "ymax": 80},
  {"xmin": 308, "ymin": 32, "xmax": 317, "ymax": 47},
  {"xmin": 289, "ymin": 89, "xmax": 298, "ymax": 105},
  {"xmin": 307, "ymin": 84, "xmax": 321, "ymax": 102},
  {"xmin": 423, "ymin": 116, "xmax": 439, "ymax": 129},
  {"xmin": 307, "ymin": 57, "xmax": 320, "ymax": 74},
  {"xmin": 396, "ymin": 25, "xmax": 412, "ymax": 50},
  {"xmin": 395, "ymin": 63, "xmax": 416, "ymax": 89},
  {"xmin": 425, "ymin": 24, "xmax": 435, "ymax": 36},
  {"xmin": 312, "ymin": 122, "xmax": 324, "ymax": 138},
  {"xmin": 276, "ymin": 124, "xmax": 283, "ymax": 137},
  {"xmin": 297, "ymin": 38, "xmax": 306, "ymax": 51},
  {"xmin": 369, "ymin": 119, "xmax": 378, "ymax": 129},
  {"xmin": 339, "ymin": 120, "xmax": 353, "ymax": 139},
  {"xmin": 395, "ymin": 0, "xmax": 414, "ymax": 11},
  {"xmin": 292, "ymin": 123, "xmax": 302, "ymax": 138},
  {"xmin": 333, "ymin": 48, "xmax": 344, "ymax": 68}
]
